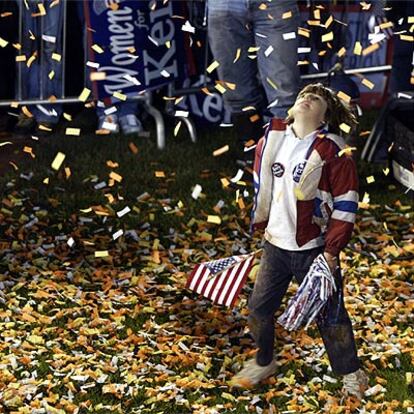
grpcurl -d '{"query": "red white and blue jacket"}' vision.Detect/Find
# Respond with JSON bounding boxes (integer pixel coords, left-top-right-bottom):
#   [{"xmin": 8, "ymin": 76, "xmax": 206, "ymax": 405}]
[{"xmin": 251, "ymin": 118, "xmax": 359, "ymax": 256}]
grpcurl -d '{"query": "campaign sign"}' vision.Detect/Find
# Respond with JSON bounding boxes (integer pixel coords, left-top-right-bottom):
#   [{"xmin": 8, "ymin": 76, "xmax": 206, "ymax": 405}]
[{"xmin": 84, "ymin": 0, "xmax": 187, "ymax": 102}]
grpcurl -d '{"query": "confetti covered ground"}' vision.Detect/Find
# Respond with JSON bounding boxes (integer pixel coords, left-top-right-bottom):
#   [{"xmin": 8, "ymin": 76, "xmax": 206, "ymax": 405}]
[{"xmin": 0, "ymin": 120, "xmax": 413, "ymax": 414}]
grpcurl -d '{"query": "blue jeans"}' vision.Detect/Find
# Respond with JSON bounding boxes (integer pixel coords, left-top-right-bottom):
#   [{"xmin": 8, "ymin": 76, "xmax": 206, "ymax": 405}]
[
  {"xmin": 208, "ymin": 0, "xmax": 300, "ymax": 118},
  {"xmin": 248, "ymin": 241, "xmax": 361, "ymax": 376},
  {"xmin": 18, "ymin": 0, "xmax": 64, "ymax": 123}
]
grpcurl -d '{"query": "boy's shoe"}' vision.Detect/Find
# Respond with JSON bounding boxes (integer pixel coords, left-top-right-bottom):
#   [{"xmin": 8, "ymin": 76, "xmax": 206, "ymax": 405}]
[
  {"xmin": 230, "ymin": 358, "xmax": 277, "ymax": 388},
  {"xmin": 342, "ymin": 369, "xmax": 369, "ymax": 400},
  {"xmin": 97, "ymin": 114, "xmax": 119, "ymax": 134},
  {"xmin": 13, "ymin": 114, "xmax": 35, "ymax": 137},
  {"xmin": 119, "ymin": 114, "xmax": 142, "ymax": 135}
]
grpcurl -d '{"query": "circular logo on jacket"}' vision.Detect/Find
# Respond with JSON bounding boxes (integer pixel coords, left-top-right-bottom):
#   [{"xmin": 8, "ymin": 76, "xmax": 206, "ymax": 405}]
[
  {"xmin": 271, "ymin": 162, "xmax": 285, "ymax": 177},
  {"xmin": 292, "ymin": 161, "xmax": 306, "ymax": 183}
]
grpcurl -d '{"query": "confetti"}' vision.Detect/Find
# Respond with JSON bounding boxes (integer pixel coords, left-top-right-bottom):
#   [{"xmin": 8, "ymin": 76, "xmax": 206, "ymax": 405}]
[
  {"xmin": 213, "ymin": 145, "xmax": 229, "ymax": 157},
  {"xmin": 51, "ymin": 152, "xmax": 66, "ymax": 171},
  {"xmin": 206, "ymin": 60, "xmax": 220, "ymax": 74},
  {"xmin": 92, "ymin": 44, "xmax": 104, "ymax": 53},
  {"xmin": 65, "ymin": 128, "xmax": 81, "ymax": 136},
  {"xmin": 95, "ymin": 250, "xmax": 109, "ymax": 258},
  {"xmin": 366, "ymin": 175, "xmax": 375, "ymax": 184},
  {"xmin": 78, "ymin": 88, "xmax": 91, "ymax": 102},
  {"xmin": 0, "ymin": 37, "xmax": 8, "ymax": 48},
  {"xmin": 207, "ymin": 215, "xmax": 221, "ymax": 225},
  {"xmin": 282, "ymin": 32, "xmax": 296, "ymax": 40}
]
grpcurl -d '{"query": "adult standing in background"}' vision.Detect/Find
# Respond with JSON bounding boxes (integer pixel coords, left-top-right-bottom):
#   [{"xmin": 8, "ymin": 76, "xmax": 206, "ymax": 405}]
[
  {"xmin": 207, "ymin": 0, "xmax": 301, "ymax": 164},
  {"xmin": 14, "ymin": 0, "xmax": 64, "ymax": 138},
  {"xmin": 0, "ymin": 1, "xmax": 18, "ymax": 134}
]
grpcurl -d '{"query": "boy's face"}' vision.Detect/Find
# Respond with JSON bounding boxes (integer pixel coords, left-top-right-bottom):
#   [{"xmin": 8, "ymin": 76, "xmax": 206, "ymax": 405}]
[{"xmin": 292, "ymin": 91, "xmax": 328, "ymax": 124}]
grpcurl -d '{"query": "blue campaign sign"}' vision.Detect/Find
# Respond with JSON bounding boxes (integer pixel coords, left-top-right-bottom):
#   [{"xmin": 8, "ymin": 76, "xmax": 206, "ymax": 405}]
[{"xmin": 84, "ymin": 0, "xmax": 188, "ymax": 102}]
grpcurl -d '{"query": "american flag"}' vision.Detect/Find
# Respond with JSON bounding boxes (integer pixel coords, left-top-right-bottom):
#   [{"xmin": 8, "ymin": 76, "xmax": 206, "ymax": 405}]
[{"xmin": 186, "ymin": 254, "xmax": 255, "ymax": 308}]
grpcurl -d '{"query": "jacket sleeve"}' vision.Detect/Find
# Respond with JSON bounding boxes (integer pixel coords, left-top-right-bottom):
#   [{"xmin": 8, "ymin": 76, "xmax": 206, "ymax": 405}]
[{"xmin": 324, "ymin": 153, "xmax": 359, "ymax": 256}]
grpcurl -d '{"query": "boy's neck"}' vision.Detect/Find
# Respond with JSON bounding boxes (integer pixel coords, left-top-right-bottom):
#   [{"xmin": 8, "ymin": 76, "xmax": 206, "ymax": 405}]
[{"xmin": 291, "ymin": 119, "xmax": 321, "ymax": 139}]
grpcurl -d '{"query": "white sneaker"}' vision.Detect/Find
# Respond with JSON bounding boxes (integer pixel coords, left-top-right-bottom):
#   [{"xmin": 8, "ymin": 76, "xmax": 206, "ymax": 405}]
[
  {"xmin": 119, "ymin": 114, "xmax": 142, "ymax": 135},
  {"xmin": 97, "ymin": 114, "xmax": 119, "ymax": 134},
  {"xmin": 342, "ymin": 368, "xmax": 369, "ymax": 399},
  {"xmin": 230, "ymin": 358, "xmax": 276, "ymax": 388}
]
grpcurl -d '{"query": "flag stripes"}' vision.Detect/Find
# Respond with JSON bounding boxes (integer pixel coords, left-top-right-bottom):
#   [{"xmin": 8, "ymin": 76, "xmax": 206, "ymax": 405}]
[{"xmin": 186, "ymin": 255, "xmax": 254, "ymax": 307}]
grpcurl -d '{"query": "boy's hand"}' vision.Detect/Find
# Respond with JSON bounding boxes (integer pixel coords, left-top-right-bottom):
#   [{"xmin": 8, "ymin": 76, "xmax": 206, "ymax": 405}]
[{"xmin": 323, "ymin": 252, "xmax": 338, "ymax": 273}]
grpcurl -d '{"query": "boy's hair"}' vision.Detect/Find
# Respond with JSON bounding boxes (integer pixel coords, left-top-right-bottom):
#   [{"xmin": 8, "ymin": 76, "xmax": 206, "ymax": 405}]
[{"xmin": 286, "ymin": 83, "xmax": 358, "ymax": 136}]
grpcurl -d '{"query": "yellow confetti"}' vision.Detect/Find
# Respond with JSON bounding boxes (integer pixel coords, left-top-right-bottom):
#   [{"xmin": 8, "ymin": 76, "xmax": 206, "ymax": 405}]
[
  {"xmin": 90, "ymin": 71, "xmax": 106, "ymax": 81},
  {"xmin": 214, "ymin": 83, "xmax": 226, "ymax": 94},
  {"xmin": 51, "ymin": 152, "xmax": 66, "ymax": 171},
  {"xmin": 78, "ymin": 88, "xmax": 91, "ymax": 102},
  {"xmin": 92, "ymin": 44, "xmax": 104, "ymax": 54},
  {"xmin": 48, "ymin": 70, "xmax": 55, "ymax": 80},
  {"xmin": 366, "ymin": 175, "xmax": 375, "ymax": 184},
  {"xmin": 338, "ymin": 146, "xmax": 356, "ymax": 157},
  {"xmin": 220, "ymin": 177, "xmax": 230, "ymax": 188},
  {"xmin": 16, "ymin": 55, "xmax": 26, "ymax": 62},
  {"xmin": 22, "ymin": 106, "xmax": 33, "ymax": 118},
  {"xmin": 95, "ymin": 251, "xmax": 109, "ymax": 258},
  {"xmin": 65, "ymin": 128, "xmax": 81, "ymax": 136},
  {"xmin": 213, "ymin": 145, "xmax": 229, "ymax": 156},
  {"xmin": 353, "ymin": 41, "xmax": 362, "ymax": 55},
  {"xmin": 0, "ymin": 37, "xmax": 8, "ymax": 48},
  {"xmin": 37, "ymin": 3, "xmax": 46, "ymax": 15},
  {"xmin": 155, "ymin": 171, "xmax": 166, "ymax": 178},
  {"xmin": 113, "ymin": 91, "xmax": 127, "ymax": 101},
  {"xmin": 63, "ymin": 113, "xmax": 72, "ymax": 121},
  {"xmin": 43, "ymin": 177, "xmax": 49, "ymax": 184},
  {"xmin": 282, "ymin": 11, "xmax": 292, "ymax": 19},
  {"xmin": 207, "ymin": 215, "xmax": 221, "ymax": 225},
  {"xmin": 406, "ymin": 373, "xmax": 413, "ymax": 384},
  {"xmin": 337, "ymin": 90, "xmax": 351, "ymax": 103},
  {"xmin": 109, "ymin": 171, "xmax": 123, "ymax": 182},
  {"xmin": 383, "ymin": 168, "xmax": 390, "ymax": 176},
  {"xmin": 206, "ymin": 60, "xmax": 220, "ymax": 74},
  {"xmin": 361, "ymin": 78, "xmax": 375, "ymax": 89},
  {"xmin": 27, "ymin": 53, "xmax": 36, "ymax": 67},
  {"xmin": 400, "ymin": 34, "xmax": 414, "ymax": 42},
  {"xmin": 65, "ymin": 167, "xmax": 71, "ymax": 179},
  {"xmin": 362, "ymin": 43, "xmax": 380, "ymax": 56},
  {"xmin": 379, "ymin": 21, "xmax": 393, "ymax": 30},
  {"xmin": 325, "ymin": 15, "xmax": 333, "ymax": 28},
  {"xmin": 321, "ymin": 32, "xmax": 334, "ymax": 42},
  {"xmin": 298, "ymin": 28, "xmax": 311, "ymax": 38},
  {"xmin": 52, "ymin": 52, "xmax": 61, "ymax": 62},
  {"xmin": 339, "ymin": 123, "xmax": 351, "ymax": 134},
  {"xmin": 266, "ymin": 77, "xmax": 278, "ymax": 90},
  {"xmin": 337, "ymin": 47, "xmax": 346, "ymax": 57},
  {"xmin": 174, "ymin": 121, "xmax": 182, "ymax": 137}
]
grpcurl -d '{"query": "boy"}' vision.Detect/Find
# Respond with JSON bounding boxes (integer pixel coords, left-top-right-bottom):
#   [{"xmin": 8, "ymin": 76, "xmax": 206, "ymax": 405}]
[{"xmin": 231, "ymin": 84, "xmax": 368, "ymax": 399}]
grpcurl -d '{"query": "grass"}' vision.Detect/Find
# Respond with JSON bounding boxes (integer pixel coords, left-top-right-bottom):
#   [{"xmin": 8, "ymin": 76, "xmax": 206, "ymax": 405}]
[{"xmin": 0, "ymin": 110, "xmax": 413, "ymax": 413}]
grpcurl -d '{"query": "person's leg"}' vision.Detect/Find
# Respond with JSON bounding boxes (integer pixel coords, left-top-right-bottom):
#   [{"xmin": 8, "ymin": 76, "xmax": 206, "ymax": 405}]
[
  {"xmin": 31, "ymin": 0, "xmax": 64, "ymax": 125},
  {"xmin": 208, "ymin": 0, "xmax": 265, "ymax": 114},
  {"xmin": 292, "ymin": 250, "xmax": 360, "ymax": 376},
  {"xmin": 316, "ymin": 267, "xmax": 361, "ymax": 375},
  {"xmin": 251, "ymin": 0, "xmax": 301, "ymax": 118},
  {"xmin": 248, "ymin": 242, "xmax": 293, "ymax": 366}
]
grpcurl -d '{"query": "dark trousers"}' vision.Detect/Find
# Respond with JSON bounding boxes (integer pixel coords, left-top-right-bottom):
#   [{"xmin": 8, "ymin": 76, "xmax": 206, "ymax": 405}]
[{"xmin": 248, "ymin": 241, "xmax": 360, "ymax": 376}]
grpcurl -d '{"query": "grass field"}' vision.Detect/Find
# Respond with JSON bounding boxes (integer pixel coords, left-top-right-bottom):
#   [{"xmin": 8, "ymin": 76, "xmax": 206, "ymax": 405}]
[{"xmin": 0, "ymin": 111, "xmax": 413, "ymax": 414}]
